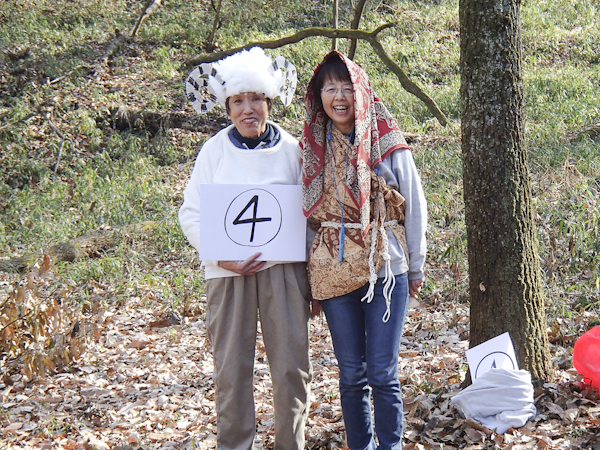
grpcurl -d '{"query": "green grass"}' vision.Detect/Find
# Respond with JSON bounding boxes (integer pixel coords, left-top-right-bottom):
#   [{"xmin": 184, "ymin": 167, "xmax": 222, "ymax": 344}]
[{"xmin": 1, "ymin": 0, "xmax": 599, "ymax": 335}]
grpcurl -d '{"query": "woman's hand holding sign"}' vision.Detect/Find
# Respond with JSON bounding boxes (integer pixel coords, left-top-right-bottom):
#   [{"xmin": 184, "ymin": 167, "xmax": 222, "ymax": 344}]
[{"xmin": 218, "ymin": 252, "xmax": 266, "ymax": 276}]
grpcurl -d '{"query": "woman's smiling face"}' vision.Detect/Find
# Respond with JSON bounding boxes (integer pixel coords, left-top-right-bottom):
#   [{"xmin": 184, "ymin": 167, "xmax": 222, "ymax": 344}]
[
  {"xmin": 320, "ymin": 77, "xmax": 355, "ymax": 135},
  {"xmin": 227, "ymin": 92, "xmax": 270, "ymax": 138}
]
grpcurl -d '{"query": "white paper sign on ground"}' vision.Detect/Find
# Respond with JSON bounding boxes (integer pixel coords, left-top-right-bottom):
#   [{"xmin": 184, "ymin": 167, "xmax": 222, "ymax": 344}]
[
  {"xmin": 198, "ymin": 184, "xmax": 306, "ymax": 261},
  {"xmin": 466, "ymin": 332, "xmax": 519, "ymax": 380}
]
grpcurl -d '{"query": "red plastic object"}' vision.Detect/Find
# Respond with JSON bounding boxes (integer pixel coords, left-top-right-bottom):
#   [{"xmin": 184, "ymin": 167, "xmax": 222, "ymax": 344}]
[{"xmin": 573, "ymin": 326, "xmax": 600, "ymax": 389}]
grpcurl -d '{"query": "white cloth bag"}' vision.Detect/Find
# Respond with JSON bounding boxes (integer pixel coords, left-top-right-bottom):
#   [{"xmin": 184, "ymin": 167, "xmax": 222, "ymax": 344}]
[{"xmin": 451, "ymin": 368, "xmax": 537, "ymax": 434}]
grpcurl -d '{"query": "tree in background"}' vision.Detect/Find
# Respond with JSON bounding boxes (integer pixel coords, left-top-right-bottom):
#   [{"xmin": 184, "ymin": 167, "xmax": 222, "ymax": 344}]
[{"xmin": 459, "ymin": 0, "xmax": 552, "ymax": 382}]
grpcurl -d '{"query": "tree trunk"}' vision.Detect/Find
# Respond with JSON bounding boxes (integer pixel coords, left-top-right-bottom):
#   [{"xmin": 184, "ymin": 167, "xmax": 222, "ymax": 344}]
[{"xmin": 459, "ymin": 0, "xmax": 552, "ymax": 382}]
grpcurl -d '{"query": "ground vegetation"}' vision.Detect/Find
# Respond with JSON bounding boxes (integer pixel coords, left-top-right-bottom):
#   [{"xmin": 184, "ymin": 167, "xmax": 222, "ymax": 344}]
[{"xmin": 1, "ymin": 0, "xmax": 599, "ymax": 448}]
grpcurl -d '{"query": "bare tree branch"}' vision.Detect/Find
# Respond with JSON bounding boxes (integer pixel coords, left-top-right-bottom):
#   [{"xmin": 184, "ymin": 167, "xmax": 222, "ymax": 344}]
[
  {"xmin": 205, "ymin": 0, "xmax": 223, "ymax": 52},
  {"xmin": 184, "ymin": 24, "xmax": 450, "ymax": 126},
  {"xmin": 332, "ymin": 0, "xmax": 339, "ymax": 51},
  {"xmin": 367, "ymin": 38, "xmax": 449, "ymax": 126},
  {"xmin": 185, "ymin": 24, "xmax": 395, "ymax": 66},
  {"xmin": 348, "ymin": 0, "xmax": 369, "ymax": 60}
]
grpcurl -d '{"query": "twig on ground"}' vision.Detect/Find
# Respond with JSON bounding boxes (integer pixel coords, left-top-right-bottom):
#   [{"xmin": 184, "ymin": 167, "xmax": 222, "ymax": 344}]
[
  {"xmin": 131, "ymin": 0, "xmax": 163, "ymax": 37},
  {"xmin": 564, "ymin": 121, "xmax": 600, "ymax": 142},
  {"xmin": 53, "ymin": 139, "xmax": 66, "ymax": 181},
  {"xmin": 48, "ymin": 64, "xmax": 90, "ymax": 85},
  {"xmin": 0, "ymin": 312, "xmax": 32, "ymax": 335}
]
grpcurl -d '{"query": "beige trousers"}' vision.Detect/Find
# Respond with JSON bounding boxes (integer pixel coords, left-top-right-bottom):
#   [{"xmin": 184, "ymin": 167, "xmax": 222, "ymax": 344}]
[{"xmin": 205, "ymin": 263, "xmax": 312, "ymax": 450}]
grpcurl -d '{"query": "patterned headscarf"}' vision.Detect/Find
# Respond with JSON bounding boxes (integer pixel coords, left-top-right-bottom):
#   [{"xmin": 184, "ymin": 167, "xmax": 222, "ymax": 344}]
[{"xmin": 300, "ymin": 51, "xmax": 409, "ymax": 237}]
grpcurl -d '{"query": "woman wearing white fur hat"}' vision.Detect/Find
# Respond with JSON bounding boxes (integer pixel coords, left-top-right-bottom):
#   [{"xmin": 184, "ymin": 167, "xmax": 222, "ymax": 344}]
[{"xmin": 179, "ymin": 47, "xmax": 311, "ymax": 449}]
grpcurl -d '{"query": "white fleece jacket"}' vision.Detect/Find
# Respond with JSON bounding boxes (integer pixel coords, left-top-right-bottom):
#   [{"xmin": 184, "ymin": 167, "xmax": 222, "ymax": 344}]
[
  {"xmin": 376, "ymin": 149, "xmax": 428, "ymax": 281},
  {"xmin": 179, "ymin": 122, "xmax": 302, "ymax": 279}
]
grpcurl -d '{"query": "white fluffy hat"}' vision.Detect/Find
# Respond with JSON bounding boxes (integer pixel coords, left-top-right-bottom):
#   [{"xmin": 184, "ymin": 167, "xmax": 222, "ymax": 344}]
[
  {"xmin": 209, "ymin": 47, "xmax": 281, "ymax": 105},
  {"xmin": 186, "ymin": 47, "xmax": 297, "ymax": 113}
]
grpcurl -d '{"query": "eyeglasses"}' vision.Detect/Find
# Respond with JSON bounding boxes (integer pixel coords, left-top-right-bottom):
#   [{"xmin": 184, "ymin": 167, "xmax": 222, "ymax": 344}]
[{"xmin": 321, "ymin": 85, "xmax": 354, "ymax": 98}]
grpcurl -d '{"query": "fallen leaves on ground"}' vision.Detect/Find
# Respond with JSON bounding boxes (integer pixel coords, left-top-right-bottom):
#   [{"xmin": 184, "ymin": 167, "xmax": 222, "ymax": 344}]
[{"xmin": 1, "ymin": 274, "xmax": 598, "ymax": 449}]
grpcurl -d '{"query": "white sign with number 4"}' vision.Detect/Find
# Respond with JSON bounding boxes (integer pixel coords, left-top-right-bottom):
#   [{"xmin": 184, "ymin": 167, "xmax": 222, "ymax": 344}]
[{"xmin": 198, "ymin": 184, "xmax": 307, "ymax": 262}]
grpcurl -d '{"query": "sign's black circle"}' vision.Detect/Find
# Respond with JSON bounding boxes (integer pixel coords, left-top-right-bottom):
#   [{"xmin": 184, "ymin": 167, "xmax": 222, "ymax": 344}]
[
  {"xmin": 474, "ymin": 351, "xmax": 516, "ymax": 378},
  {"xmin": 224, "ymin": 188, "xmax": 282, "ymax": 247}
]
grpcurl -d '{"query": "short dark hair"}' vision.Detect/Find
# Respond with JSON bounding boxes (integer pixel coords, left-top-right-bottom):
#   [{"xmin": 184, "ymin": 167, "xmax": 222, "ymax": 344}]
[
  {"xmin": 225, "ymin": 95, "xmax": 273, "ymax": 115},
  {"xmin": 312, "ymin": 54, "xmax": 352, "ymax": 109}
]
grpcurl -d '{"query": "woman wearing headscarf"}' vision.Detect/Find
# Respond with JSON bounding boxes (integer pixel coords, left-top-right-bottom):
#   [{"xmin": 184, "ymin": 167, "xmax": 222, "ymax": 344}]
[
  {"xmin": 301, "ymin": 51, "xmax": 427, "ymax": 449},
  {"xmin": 179, "ymin": 47, "xmax": 311, "ymax": 450}
]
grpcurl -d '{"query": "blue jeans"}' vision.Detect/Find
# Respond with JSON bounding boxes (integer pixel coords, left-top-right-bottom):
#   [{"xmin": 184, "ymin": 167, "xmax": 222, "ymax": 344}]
[{"xmin": 321, "ymin": 274, "xmax": 409, "ymax": 450}]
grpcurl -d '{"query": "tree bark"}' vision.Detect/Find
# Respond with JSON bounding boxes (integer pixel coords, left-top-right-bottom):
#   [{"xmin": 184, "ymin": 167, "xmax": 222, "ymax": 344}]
[{"xmin": 460, "ymin": 0, "xmax": 552, "ymax": 382}]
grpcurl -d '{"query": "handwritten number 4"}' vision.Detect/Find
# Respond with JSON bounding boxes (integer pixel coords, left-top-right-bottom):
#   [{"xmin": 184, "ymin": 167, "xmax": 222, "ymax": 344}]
[{"xmin": 233, "ymin": 195, "xmax": 272, "ymax": 242}]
